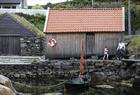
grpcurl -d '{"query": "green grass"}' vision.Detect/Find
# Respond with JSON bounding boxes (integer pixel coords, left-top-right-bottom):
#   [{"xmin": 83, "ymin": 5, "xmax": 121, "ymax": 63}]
[
  {"xmin": 127, "ymin": 36, "xmax": 140, "ymax": 49},
  {"xmin": 10, "ymin": 14, "xmax": 45, "ymax": 36},
  {"xmin": 125, "ymin": 35, "xmax": 140, "ymax": 57},
  {"xmin": 130, "ymin": 36, "xmax": 140, "ymax": 47}
]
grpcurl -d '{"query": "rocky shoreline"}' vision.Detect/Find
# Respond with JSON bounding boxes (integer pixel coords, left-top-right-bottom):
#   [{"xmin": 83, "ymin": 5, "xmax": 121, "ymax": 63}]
[{"xmin": 0, "ymin": 59, "xmax": 140, "ymax": 94}]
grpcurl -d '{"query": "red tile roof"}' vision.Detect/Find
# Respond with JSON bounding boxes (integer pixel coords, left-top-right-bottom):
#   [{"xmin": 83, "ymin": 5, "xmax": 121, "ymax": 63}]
[{"xmin": 44, "ymin": 8, "xmax": 124, "ymax": 33}]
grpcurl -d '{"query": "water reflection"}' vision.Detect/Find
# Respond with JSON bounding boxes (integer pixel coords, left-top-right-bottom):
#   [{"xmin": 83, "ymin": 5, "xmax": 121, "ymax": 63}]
[{"xmin": 16, "ymin": 83, "xmax": 140, "ymax": 95}]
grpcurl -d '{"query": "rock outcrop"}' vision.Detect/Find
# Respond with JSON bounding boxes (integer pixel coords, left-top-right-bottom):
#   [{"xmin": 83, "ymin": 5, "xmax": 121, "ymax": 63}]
[
  {"xmin": 0, "ymin": 84, "xmax": 16, "ymax": 95},
  {"xmin": 0, "ymin": 75, "xmax": 17, "ymax": 95}
]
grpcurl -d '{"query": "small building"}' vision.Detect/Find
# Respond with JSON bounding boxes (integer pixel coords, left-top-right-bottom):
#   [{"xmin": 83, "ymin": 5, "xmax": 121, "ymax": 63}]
[
  {"xmin": 0, "ymin": 13, "xmax": 44, "ymax": 56},
  {"xmin": 44, "ymin": 8, "xmax": 125, "ymax": 59},
  {"xmin": 0, "ymin": 0, "xmax": 27, "ymax": 9}
]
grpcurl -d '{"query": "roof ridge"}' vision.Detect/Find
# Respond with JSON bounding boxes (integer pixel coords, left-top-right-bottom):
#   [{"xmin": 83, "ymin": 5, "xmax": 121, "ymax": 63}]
[{"xmin": 50, "ymin": 8, "xmax": 122, "ymax": 10}]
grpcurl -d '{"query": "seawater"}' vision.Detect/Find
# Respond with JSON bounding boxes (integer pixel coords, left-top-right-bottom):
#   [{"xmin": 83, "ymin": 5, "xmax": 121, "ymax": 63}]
[{"xmin": 20, "ymin": 84, "xmax": 140, "ymax": 95}]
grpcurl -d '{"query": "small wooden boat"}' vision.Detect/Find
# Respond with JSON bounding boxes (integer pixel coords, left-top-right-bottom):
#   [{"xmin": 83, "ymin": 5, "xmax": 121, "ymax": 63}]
[
  {"xmin": 65, "ymin": 40, "xmax": 90, "ymax": 92},
  {"xmin": 65, "ymin": 78, "xmax": 89, "ymax": 92}
]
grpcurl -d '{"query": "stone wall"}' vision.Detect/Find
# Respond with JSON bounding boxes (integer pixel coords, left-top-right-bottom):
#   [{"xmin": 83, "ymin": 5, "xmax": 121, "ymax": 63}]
[
  {"xmin": 0, "ymin": 60, "xmax": 140, "ymax": 85},
  {"xmin": 20, "ymin": 37, "xmax": 43, "ymax": 56}
]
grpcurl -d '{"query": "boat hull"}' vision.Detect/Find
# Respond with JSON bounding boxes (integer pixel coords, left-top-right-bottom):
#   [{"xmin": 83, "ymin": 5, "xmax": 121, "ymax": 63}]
[{"xmin": 65, "ymin": 78, "xmax": 89, "ymax": 92}]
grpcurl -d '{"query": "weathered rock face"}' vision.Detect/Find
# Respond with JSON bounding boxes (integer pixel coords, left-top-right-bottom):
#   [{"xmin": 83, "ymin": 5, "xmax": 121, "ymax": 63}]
[
  {"xmin": 0, "ymin": 84, "xmax": 16, "ymax": 95},
  {"xmin": 89, "ymin": 61, "xmax": 139, "ymax": 84},
  {"xmin": 0, "ymin": 75, "xmax": 17, "ymax": 94}
]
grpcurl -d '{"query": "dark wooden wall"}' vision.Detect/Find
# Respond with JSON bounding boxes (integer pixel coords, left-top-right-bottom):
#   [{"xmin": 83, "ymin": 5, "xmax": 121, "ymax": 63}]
[
  {"xmin": 44, "ymin": 33, "xmax": 85, "ymax": 58},
  {"xmin": 94, "ymin": 33, "xmax": 122, "ymax": 55},
  {"xmin": 0, "ymin": 36, "xmax": 20, "ymax": 55},
  {"xmin": 44, "ymin": 32, "xmax": 122, "ymax": 59}
]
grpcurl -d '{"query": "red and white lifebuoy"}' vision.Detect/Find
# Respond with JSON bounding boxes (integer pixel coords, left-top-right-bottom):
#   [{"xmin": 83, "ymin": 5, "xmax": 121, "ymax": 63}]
[{"xmin": 48, "ymin": 38, "xmax": 57, "ymax": 47}]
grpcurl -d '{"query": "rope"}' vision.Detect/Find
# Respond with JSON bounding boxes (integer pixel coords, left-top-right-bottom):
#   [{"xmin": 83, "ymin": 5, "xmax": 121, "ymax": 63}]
[{"xmin": 13, "ymin": 80, "xmax": 66, "ymax": 89}]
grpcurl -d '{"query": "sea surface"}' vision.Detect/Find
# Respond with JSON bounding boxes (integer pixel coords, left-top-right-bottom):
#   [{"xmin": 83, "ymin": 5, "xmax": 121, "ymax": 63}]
[{"xmin": 19, "ymin": 84, "xmax": 139, "ymax": 95}]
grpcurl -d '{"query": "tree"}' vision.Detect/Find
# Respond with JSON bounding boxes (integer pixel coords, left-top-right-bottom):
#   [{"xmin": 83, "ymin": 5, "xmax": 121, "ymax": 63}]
[
  {"xmin": 32, "ymin": 4, "xmax": 44, "ymax": 9},
  {"xmin": 43, "ymin": 2, "xmax": 53, "ymax": 9}
]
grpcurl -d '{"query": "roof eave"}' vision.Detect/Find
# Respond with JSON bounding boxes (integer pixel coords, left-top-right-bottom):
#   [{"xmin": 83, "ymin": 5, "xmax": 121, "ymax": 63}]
[
  {"xmin": 43, "ymin": 7, "xmax": 50, "ymax": 33},
  {"xmin": 45, "ymin": 31, "xmax": 123, "ymax": 34}
]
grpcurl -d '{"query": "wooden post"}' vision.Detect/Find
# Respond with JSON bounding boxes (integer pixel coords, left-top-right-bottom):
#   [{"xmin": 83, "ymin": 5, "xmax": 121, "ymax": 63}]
[
  {"xmin": 92, "ymin": 0, "xmax": 94, "ymax": 7},
  {"xmin": 128, "ymin": 0, "xmax": 132, "ymax": 35}
]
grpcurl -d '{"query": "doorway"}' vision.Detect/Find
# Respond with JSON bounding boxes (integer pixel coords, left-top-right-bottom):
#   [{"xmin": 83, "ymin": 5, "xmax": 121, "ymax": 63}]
[{"xmin": 86, "ymin": 33, "xmax": 95, "ymax": 57}]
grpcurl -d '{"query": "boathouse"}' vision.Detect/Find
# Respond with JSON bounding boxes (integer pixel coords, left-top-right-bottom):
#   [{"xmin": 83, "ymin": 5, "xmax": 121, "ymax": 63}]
[
  {"xmin": 44, "ymin": 8, "xmax": 125, "ymax": 58},
  {"xmin": 0, "ymin": 13, "xmax": 44, "ymax": 56}
]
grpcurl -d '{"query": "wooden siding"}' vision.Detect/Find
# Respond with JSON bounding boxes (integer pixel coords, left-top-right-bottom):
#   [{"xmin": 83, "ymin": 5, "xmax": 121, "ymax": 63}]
[
  {"xmin": 44, "ymin": 33, "xmax": 86, "ymax": 58},
  {"xmin": 94, "ymin": 33, "xmax": 122, "ymax": 55},
  {"xmin": 0, "ymin": 36, "xmax": 20, "ymax": 55},
  {"xmin": 44, "ymin": 32, "xmax": 122, "ymax": 58}
]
